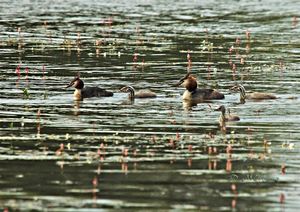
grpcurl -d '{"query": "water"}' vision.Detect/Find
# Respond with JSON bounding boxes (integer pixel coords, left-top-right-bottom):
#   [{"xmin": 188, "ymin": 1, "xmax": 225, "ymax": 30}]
[{"xmin": 0, "ymin": 0, "xmax": 300, "ymax": 210}]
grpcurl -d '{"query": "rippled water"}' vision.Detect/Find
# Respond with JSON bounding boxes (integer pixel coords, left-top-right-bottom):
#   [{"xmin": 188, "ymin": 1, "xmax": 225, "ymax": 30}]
[{"xmin": 0, "ymin": 0, "xmax": 300, "ymax": 210}]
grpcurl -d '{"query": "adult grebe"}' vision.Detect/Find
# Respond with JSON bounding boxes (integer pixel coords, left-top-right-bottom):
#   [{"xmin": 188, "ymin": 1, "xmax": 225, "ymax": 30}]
[
  {"xmin": 176, "ymin": 73, "xmax": 224, "ymax": 102},
  {"xmin": 66, "ymin": 76, "xmax": 113, "ymax": 100}
]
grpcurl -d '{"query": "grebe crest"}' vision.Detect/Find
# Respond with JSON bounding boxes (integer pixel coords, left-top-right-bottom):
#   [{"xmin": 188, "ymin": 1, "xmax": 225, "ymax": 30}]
[{"xmin": 176, "ymin": 73, "xmax": 197, "ymax": 92}]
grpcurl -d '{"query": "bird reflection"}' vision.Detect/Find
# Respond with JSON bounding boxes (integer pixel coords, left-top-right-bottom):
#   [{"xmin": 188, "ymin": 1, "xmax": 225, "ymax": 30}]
[
  {"xmin": 73, "ymin": 100, "xmax": 81, "ymax": 116},
  {"xmin": 121, "ymin": 98, "xmax": 135, "ymax": 105},
  {"xmin": 182, "ymin": 100, "xmax": 197, "ymax": 111}
]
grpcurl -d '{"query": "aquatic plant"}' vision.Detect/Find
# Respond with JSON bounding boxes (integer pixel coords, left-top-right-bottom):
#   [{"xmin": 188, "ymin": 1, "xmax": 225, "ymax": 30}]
[
  {"xmin": 200, "ymin": 40, "xmax": 214, "ymax": 52},
  {"xmin": 25, "ymin": 67, "xmax": 29, "ymax": 79},
  {"xmin": 42, "ymin": 91, "xmax": 48, "ymax": 100},
  {"xmin": 245, "ymin": 30, "xmax": 251, "ymax": 40},
  {"xmin": 15, "ymin": 65, "xmax": 21, "ymax": 77},
  {"xmin": 7, "ymin": 35, "xmax": 18, "ymax": 46},
  {"xmin": 133, "ymin": 52, "xmax": 138, "ymax": 62},
  {"xmin": 56, "ymin": 143, "xmax": 64, "ymax": 156},
  {"xmin": 23, "ymin": 88, "xmax": 30, "ymax": 99}
]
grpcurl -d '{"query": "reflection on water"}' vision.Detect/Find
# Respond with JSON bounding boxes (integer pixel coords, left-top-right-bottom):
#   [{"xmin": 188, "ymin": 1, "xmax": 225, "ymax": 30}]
[
  {"xmin": 73, "ymin": 100, "xmax": 81, "ymax": 116},
  {"xmin": 0, "ymin": 0, "xmax": 300, "ymax": 210}
]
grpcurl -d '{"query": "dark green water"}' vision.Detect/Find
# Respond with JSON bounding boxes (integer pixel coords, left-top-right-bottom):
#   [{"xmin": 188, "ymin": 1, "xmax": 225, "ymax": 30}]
[{"xmin": 0, "ymin": 0, "xmax": 299, "ymax": 210}]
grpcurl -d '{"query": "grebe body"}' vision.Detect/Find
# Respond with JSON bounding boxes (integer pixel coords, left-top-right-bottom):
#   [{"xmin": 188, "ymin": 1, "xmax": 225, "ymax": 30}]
[
  {"xmin": 215, "ymin": 105, "xmax": 240, "ymax": 128},
  {"xmin": 230, "ymin": 84, "xmax": 276, "ymax": 103},
  {"xmin": 66, "ymin": 76, "xmax": 113, "ymax": 100},
  {"xmin": 120, "ymin": 85, "xmax": 156, "ymax": 99},
  {"xmin": 176, "ymin": 73, "xmax": 224, "ymax": 102}
]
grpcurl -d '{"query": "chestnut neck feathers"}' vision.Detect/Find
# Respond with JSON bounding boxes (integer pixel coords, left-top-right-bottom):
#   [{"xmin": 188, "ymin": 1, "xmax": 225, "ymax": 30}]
[
  {"xmin": 74, "ymin": 77, "xmax": 84, "ymax": 90},
  {"xmin": 178, "ymin": 73, "xmax": 197, "ymax": 92}
]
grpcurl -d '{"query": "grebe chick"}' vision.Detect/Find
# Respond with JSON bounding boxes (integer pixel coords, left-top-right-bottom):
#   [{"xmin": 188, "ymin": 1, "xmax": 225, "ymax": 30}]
[
  {"xmin": 176, "ymin": 73, "xmax": 224, "ymax": 102},
  {"xmin": 66, "ymin": 76, "xmax": 113, "ymax": 101},
  {"xmin": 120, "ymin": 85, "xmax": 157, "ymax": 99},
  {"xmin": 230, "ymin": 84, "xmax": 276, "ymax": 103},
  {"xmin": 215, "ymin": 105, "xmax": 240, "ymax": 126}
]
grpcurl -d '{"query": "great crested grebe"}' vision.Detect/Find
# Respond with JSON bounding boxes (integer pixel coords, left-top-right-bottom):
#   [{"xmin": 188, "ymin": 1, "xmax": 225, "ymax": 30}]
[
  {"xmin": 230, "ymin": 84, "xmax": 277, "ymax": 103},
  {"xmin": 120, "ymin": 85, "xmax": 157, "ymax": 99},
  {"xmin": 176, "ymin": 73, "xmax": 224, "ymax": 102},
  {"xmin": 66, "ymin": 76, "xmax": 113, "ymax": 100}
]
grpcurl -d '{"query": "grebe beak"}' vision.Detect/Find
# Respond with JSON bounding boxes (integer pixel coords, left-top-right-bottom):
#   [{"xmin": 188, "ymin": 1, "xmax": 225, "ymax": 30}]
[
  {"xmin": 119, "ymin": 86, "xmax": 127, "ymax": 92},
  {"xmin": 66, "ymin": 78, "xmax": 77, "ymax": 88},
  {"xmin": 175, "ymin": 73, "xmax": 191, "ymax": 87},
  {"xmin": 214, "ymin": 105, "xmax": 222, "ymax": 111},
  {"xmin": 229, "ymin": 85, "xmax": 239, "ymax": 91},
  {"xmin": 174, "ymin": 80, "xmax": 183, "ymax": 87},
  {"xmin": 66, "ymin": 81, "xmax": 74, "ymax": 88},
  {"xmin": 175, "ymin": 77, "xmax": 185, "ymax": 87}
]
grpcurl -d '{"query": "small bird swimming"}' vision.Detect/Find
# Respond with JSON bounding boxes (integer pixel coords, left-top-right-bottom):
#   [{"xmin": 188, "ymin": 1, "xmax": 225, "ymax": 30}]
[
  {"xmin": 215, "ymin": 105, "xmax": 240, "ymax": 131},
  {"xmin": 215, "ymin": 105, "xmax": 240, "ymax": 122},
  {"xmin": 66, "ymin": 76, "xmax": 113, "ymax": 100},
  {"xmin": 176, "ymin": 73, "xmax": 224, "ymax": 103},
  {"xmin": 230, "ymin": 84, "xmax": 277, "ymax": 104},
  {"xmin": 120, "ymin": 85, "xmax": 157, "ymax": 99}
]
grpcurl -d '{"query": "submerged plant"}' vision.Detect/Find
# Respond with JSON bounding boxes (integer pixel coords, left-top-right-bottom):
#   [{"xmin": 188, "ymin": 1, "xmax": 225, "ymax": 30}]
[
  {"xmin": 23, "ymin": 88, "xmax": 30, "ymax": 99},
  {"xmin": 43, "ymin": 91, "xmax": 48, "ymax": 100}
]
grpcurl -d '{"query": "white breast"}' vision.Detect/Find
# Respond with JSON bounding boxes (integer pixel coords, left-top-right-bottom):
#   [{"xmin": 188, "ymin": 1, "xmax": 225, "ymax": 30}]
[
  {"xmin": 182, "ymin": 90, "xmax": 192, "ymax": 100},
  {"xmin": 74, "ymin": 89, "xmax": 82, "ymax": 100}
]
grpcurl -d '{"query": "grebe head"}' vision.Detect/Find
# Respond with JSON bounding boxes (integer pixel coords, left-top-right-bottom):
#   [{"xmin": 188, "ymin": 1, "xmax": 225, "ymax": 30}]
[
  {"xmin": 215, "ymin": 105, "xmax": 226, "ymax": 114},
  {"xmin": 66, "ymin": 76, "xmax": 84, "ymax": 90},
  {"xmin": 230, "ymin": 84, "xmax": 246, "ymax": 102},
  {"xmin": 120, "ymin": 85, "xmax": 135, "ymax": 98},
  {"xmin": 176, "ymin": 73, "xmax": 197, "ymax": 92}
]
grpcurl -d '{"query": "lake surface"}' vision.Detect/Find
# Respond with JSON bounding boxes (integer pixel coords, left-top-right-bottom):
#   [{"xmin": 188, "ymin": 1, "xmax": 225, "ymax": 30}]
[{"xmin": 0, "ymin": 0, "xmax": 300, "ymax": 210}]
